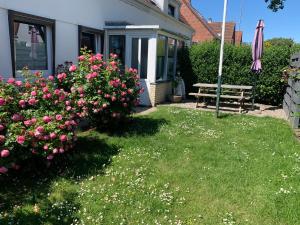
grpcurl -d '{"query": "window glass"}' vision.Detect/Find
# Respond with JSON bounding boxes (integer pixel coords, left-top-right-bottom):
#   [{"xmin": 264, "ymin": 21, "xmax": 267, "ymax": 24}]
[
  {"xmin": 131, "ymin": 38, "xmax": 139, "ymax": 72},
  {"xmin": 140, "ymin": 38, "xmax": 148, "ymax": 79},
  {"xmin": 14, "ymin": 22, "xmax": 48, "ymax": 70},
  {"xmin": 156, "ymin": 35, "xmax": 166, "ymax": 80},
  {"xmin": 167, "ymin": 38, "xmax": 176, "ymax": 79},
  {"xmin": 109, "ymin": 35, "xmax": 126, "ymax": 65},
  {"xmin": 81, "ymin": 32, "xmax": 96, "ymax": 53},
  {"xmin": 168, "ymin": 5, "xmax": 175, "ymax": 17}
]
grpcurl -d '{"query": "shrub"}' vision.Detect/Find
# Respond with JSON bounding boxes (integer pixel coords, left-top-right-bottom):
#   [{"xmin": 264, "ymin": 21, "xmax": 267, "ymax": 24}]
[
  {"xmin": 0, "ymin": 71, "xmax": 78, "ymax": 174},
  {"xmin": 57, "ymin": 51, "xmax": 143, "ymax": 128},
  {"xmin": 183, "ymin": 40, "xmax": 295, "ymax": 105}
]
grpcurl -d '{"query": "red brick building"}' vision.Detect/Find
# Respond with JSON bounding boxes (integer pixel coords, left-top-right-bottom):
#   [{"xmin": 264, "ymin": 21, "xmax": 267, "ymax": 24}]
[{"xmin": 180, "ymin": 0, "xmax": 243, "ymax": 45}]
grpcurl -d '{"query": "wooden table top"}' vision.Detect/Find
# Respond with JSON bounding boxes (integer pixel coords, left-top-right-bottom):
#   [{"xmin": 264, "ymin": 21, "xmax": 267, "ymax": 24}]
[{"xmin": 193, "ymin": 83, "xmax": 253, "ymax": 90}]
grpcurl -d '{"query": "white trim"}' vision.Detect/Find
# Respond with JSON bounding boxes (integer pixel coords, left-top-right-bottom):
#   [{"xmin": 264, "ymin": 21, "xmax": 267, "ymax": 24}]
[{"xmin": 105, "ymin": 25, "xmax": 160, "ymax": 30}]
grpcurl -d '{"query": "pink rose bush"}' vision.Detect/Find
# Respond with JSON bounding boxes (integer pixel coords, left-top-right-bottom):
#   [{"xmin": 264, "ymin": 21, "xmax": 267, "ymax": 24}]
[
  {"xmin": 65, "ymin": 50, "xmax": 143, "ymax": 127},
  {"xmin": 0, "ymin": 71, "xmax": 77, "ymax": 174}
]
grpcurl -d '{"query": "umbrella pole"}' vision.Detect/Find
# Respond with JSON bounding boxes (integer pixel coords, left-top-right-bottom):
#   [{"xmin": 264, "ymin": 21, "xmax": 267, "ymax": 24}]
[
  {"xmin": 252, "ymin": 73, "xmax": 257, "ymax": 110},
  {"xmin": 216, "ymin": 0, "xmax": 228, "ymax": 118}
]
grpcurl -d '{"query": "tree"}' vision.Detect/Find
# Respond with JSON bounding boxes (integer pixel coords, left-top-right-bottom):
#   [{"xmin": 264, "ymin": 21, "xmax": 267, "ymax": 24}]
[{"xmin": 265, "ymin": 0, "xmax": 285, "ymax": 11}]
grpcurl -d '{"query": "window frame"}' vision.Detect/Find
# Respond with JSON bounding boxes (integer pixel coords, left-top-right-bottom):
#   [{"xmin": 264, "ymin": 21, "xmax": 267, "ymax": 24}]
[
  {"xmin": 168, "ymin": 4, "xmax": 176, "ymax": 17},
  {"xmin": 130, "ymin": 37, "xmax": 149, "ymax": 80},
  {"xmin": 78, "ymin": 25, "xmax": 104, "ymax": 55},
  {"xmin": 8, "ymin": 10, "xmax": 55, "ymax": 77},
  {"xmin": 108, "ymin": 35, "xmax": 126, "ymax": 66}
]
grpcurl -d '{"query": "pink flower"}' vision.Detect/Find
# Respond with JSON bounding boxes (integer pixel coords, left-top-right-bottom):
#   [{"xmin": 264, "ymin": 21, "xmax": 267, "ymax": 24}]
[
  {"xmin": 43, "ymin": 116, "xmax": 52, "ymax": 123},
  {"xmin": 102, "ymin": 103, "xmax": 108, "ymax": 108},
  {"xmin": 0, "ymin": 98, "xmax": 6, "ymax": 106},
  {"xmin": 36, "ymin": 126, "xmax": 44, "ymax": 133},
  {"xmin": 0, "ymin": 125, "xmax": 5, "ymax": 131},
  {"xmin": 69, "ymin": 65, "xmax": 77, "ymax": 72},
  {"xmin": 31, "ymin": 118, "xmax": 37, "ymax": 124},
  {"xmin": 111, "ymin": 96, "xmax": 117, "ymax": 102},
  {"xmin": 15, "ymin": 81, "xmax": 23, "ymax": 86},
  {"xmin": 31, "ymin": 91, "xmax": 37, "ymax": 96},
  {"xmin": 0, "ymin": 135, "xmax": 5, "ymax": 143},
  {"xmin": 54, "ymin": 89, "xmax": 61, "ymax": 95},
  {"xmin": 43, "ymin": 145, "xmax": 49, "ymax": 151},
  {"xmin": 47, "ymin": 154, "xmax": 54, "ymax": 160},
  {"xmin": 24, "ymin": 120, "xmax": 32, "ymax": 127},
  {"xmin": 50, "ymin": 133, "xmax": 57, "ymax": 139},
  {"xmin": 12, "ymin": 114, "xmax": 22, "ymax": 122},
  {"xmin": 0, "ymin": 166, "xmax": 8, "ymax": 174},
  {"xmin": 19, "ymin": 100, "xmax": 26, "ymax": 107},
  {"xmin": 43, "ymin": 87, "xmax": 49, "ymax": 93},
  {"xmin": 48, "ymin": 75, "xmax": 54, "ymax": 81},
  {"xmin": 16, "ymin": 136, "xmax": 25, "ymax": 145},
  {"xmin": 53, "ymin": 148, "xmax": 59, "ymax": 154},
  {"xmin": 7, "ymin": 78, "xmax": 15, "ymax": 84},
  {"xmin": 56, "ymin": 114, "xmax": 63, "ymax": 121},
  {"xmin": 78, "ymin": 55, "xmax": 85, "ymax": 61},
  {"xmin": 1, "ymin": 150, "xmax": 10, "ymax": 158},
  {"xmin": 60, "ymin": 135, "xmax": 68, "ymax": 142},
  {"xmin": 57, "ymin": 73, "xmax": 66, "ymax": 80},
  {"xmin": 28, "ymin": 98, "xmax": 37, "ymax": 106}
]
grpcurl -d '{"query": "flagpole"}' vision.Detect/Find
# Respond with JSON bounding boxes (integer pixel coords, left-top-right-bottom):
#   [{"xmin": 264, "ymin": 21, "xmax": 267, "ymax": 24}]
[{"xmin": 216, "ymin": 0, "xmax": 228, "ymax": 118}]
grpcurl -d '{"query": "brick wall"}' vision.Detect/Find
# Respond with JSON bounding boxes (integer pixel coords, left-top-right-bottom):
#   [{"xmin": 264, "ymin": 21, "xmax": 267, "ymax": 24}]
[
  {"xmin": 180, "ymin": 0, "xmax": 216, "ymax": 43},
  {"xmin": 149, "ymin": 81, "xmax": 172, "ymax": 106}
]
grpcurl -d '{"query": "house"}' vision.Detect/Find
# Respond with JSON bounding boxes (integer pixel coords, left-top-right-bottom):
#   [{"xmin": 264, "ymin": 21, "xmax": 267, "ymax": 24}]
[
  {"xmin": 0, "ymin": 0, "xmax": 194, "ymax": 106},
  {"xmin": 180, "ymin": 0, "xmax": 243, "ymax": 45}
]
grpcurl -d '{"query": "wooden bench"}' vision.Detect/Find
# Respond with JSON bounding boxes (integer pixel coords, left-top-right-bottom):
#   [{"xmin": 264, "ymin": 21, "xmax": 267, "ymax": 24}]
[{"xmin": 189, "ymin": 83, "xmax": 253, "ymax": 113}]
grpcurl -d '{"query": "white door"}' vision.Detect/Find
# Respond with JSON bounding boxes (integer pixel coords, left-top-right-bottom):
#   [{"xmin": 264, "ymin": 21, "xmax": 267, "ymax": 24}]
[{"xmin": 129, "ymin": 37, "xmax": 151, "ymax": 106}]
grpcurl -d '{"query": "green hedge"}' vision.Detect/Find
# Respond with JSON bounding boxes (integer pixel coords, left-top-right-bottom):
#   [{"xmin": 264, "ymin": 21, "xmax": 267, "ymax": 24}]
[{"xmin": 179, "ymin": 41, "xmax": 297, "ymax": 106}]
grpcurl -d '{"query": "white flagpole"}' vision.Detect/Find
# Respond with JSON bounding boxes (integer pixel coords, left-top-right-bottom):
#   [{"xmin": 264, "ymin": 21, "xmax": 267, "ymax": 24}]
[{"xmin": 216, "ymin": 0, "xmax": 228, "ymax": 118}]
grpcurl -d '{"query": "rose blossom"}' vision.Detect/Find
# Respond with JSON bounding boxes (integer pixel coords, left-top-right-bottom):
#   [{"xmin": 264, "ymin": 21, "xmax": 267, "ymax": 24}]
[
  {"xmin": 0, "ymin": 98, "xmax": 6, "ymax": 106},
  {"xmin": 1, "ymin": 150, "xmax": 10, "ymax": 158},
  {"xmin": 15, "ymin": 81, "xmax": 22, "ymax": 86},
  {"xmin": 36, "ymin": 126, "xmax": 44, "ymax": 133},
  {"xmin": 60, "ymin": 135, "xmax": 68, "ymax": 142},
  {"xmin": 0, "ymin": 166, "xmax": 8, "ymax": 174},
  {"xmin": 56, "ymin": 114, "xmax": 63, "ymax": 121},
  {"xmin": 19, "ymin": 100, "xmax": 26, "ymax": 107},
  {"xmin": 31, "ymin": 91, "xmax": 37, "ymax": 96},
  {"xmin": 7, "ymin": 78, "xmax": 15, "ymax": 84},
  {"xmin": 0, "ymin": 125, "xmax": 4, "ymax": 131},
  {"xmin": 50, "ymin": 133, "xmax": 57, "ymax": 139},
  {"xmin": 24, "ymin": 120, "xmax": 32, "ymax": 127},
  {"xmin": 0, "ymin": 135, "xmax": 5, "ymax": 143},
  {"xmin": 43, "ymin": 116, "xmax": 52, "ymax": 123},
  {"xmin": 69, "ymin": 65, "xmax": 77, "ymax": 72},
  {"xmin": 28, "ymin": 98, "xmax": 37, "ymax": 106},
  {"xmin": 16, "ymin": 136, "xmax": 25, "ymax": 145}
]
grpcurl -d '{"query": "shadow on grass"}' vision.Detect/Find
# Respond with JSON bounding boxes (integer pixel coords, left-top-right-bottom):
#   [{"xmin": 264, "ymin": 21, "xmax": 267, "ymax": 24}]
[
  {"xmin": 0, "ymin": 135, "xmax": 119, "ymax": 225},
  {"xmin": 103, "ymin": 116, "xmax": 168, "ymax": 137}
]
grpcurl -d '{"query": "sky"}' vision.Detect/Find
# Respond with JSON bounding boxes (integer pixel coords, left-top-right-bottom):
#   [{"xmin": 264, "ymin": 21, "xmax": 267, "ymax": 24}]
[{"xmin": 191, "ymin": 0, "xmax": 300, "ymax": 43}]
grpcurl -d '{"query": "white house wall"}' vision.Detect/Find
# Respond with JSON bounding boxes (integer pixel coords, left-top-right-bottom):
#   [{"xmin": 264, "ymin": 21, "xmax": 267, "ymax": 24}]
[
  {"xmin": 0, "ymin": 0, "xmax": 192, "ymax": 78},
  {"xmin": 0, "ymin": 8, "xmax": 12, "ymax": 78}
]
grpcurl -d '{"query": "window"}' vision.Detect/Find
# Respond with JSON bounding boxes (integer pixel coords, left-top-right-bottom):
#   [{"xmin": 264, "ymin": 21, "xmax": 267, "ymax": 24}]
[
  {"xmin": 156, "ymin": 35, "xmax": 167, "ymax": 80},
  {"xmin": 168, "ymin": 4, "xmax": 175, "ymax": 17},
  {"xmin": 131, "ymin": 38, "xmax": 149, "ymax": 79},
  {"xmin": 79, "ymin": 26, "xmax": 104, "ymax": 54},
  {"xmin": 167, "ymin": 38, "xmax": 176, "ymax": 79},
  {"xmin": 14, "ymin": 22, "xmax": 48, "ymax": 70},
  {"xmin": 109, "ymin": 35, "xmax": 126, "ymax": 65},
  {"xmin": 8, "ymin": 10, "xmax": 55, "ymax": 77}
]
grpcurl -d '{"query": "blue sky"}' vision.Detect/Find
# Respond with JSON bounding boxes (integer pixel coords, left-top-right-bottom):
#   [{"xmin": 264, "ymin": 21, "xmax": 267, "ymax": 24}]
[{"xmin": 191, "ymin": 0, "xmax": 300, "ymax": 43}]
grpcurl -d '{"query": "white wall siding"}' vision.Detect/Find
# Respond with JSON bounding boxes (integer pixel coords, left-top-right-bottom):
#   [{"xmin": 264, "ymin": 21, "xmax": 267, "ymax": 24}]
[
  {"xmin": 55, "ymin": 21, "xmax": 78, "ymax": 66},
  {"xmin": 0, "ymin": 8, "xmax": 12, "ymax": 79}
]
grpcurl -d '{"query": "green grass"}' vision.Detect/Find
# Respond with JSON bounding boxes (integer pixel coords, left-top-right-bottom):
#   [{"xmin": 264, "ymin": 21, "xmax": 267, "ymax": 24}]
[{"xmin": 1, "ymin": 106, "xmax": 300, "ymax": 225}]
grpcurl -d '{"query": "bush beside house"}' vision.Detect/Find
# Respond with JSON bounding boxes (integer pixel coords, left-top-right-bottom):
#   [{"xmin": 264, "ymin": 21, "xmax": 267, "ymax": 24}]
[
  {"xmin": 0, "ymin": 52, "xmax": 142, "ymax": 174},
  {"xmin": 180, "ymin": 39, "xmax": 300, "ymax": 106}
]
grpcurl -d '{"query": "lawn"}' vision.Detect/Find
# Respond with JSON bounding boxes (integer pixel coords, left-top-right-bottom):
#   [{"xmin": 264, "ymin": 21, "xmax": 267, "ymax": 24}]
[{"xmin": 0, "ymin": 107, "xmax": 300, "ymax": 225}]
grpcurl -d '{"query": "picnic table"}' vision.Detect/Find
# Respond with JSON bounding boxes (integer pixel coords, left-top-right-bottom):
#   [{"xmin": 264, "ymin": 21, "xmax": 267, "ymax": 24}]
[{"xmin": 189, "ymin": 83, "xmax": 253, "ymax": 113}]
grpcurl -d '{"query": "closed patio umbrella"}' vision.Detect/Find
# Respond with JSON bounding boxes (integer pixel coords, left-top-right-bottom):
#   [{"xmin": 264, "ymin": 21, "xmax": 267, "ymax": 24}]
[{"xmin": 251, "ymin": 20, "xmax": 264, "ymax": 108}]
